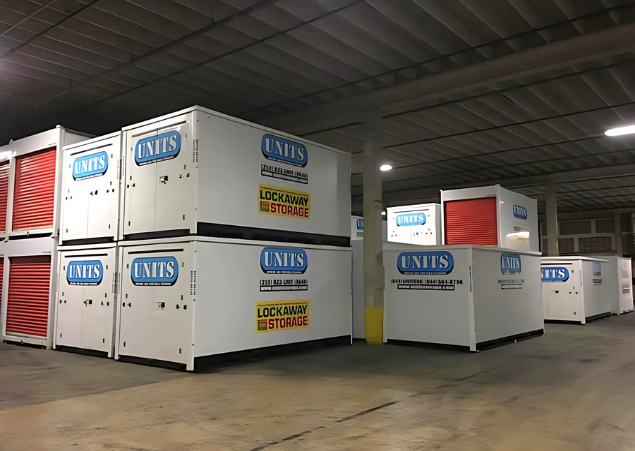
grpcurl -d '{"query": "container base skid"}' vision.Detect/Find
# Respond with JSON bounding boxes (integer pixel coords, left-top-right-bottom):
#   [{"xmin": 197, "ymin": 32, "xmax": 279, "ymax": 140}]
[
  {"xmin": 615, "ymin": 310, "xmax": 634, "ymax": 316},
  {"xmin": 55, "ymin": 346, "xmax": 110, "ymax": 359},
  {"xmin": 121, "ymin": 223, "xmax": 350, "ymax": 248},
  {"xmin": 388, "ymin": 329, "xmax": 544, "ymax": 353},
  {"xmin": 118, "ymin": 335, "xmax": 351, "ymax": 372},
  {"xmin": 586, "ymin": 312, "xmax": 612, "ymax": 323},
  {"xmin": 2, "ymin": 339, "xmax": 48, "ymax": 350}
]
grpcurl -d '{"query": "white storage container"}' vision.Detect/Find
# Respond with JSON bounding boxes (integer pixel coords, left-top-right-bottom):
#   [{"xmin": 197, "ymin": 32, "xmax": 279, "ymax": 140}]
[
  {"xmin": 387, "ymin": 204, "xmax": 442, "ymax": 245},
  {"xmin": 116, "ymin": 237, "xmax": 351, "ymax": 370},
  {"xmin": 441, "ymin": 185, "xmax": 539, "ymax": 252},
  {"xmin": 350, "ymin": 216, "xmax": 386, "ymax": 241},
  {"xmin": 541, "ymin": 257, "xmax": 611, "ymax": 324},
  {"xmin": 0, "ymin": 236, "xmax": 58, "ymax": 347},
  {"xmin": 589, "ymin": 255, "xmax": 633, "ymax": 315},
  {"xmin": 0, "ymin": 127, "xmax": 90, "ymax": 238},
  {"xmin": 53, "ymin": 244, "xmax": 118, "ymax": 357},
  {"xmin": 384, "ymin": 245, "xmax": 543, "ymax": 350},
  {"xmin": 120, "ymin": 106, "xmax": 351, "ymax": 246},
  {"xmin": 59, "ymin": 132, "xmax": 122, "ymax": 244}
]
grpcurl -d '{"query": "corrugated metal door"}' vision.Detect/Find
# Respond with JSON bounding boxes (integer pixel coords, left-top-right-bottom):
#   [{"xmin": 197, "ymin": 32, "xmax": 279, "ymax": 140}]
[
  {"xmin": 0, "ymin": 162, "xmax": 9, "ymax": 232},
  {"xmin": 12, "ymin": 148, "xmax": 57, "ymax": 231},
  {"xmin": 6, "ymin": 256, "xmax": 51, "ymax": 337},
  {"xmin": 0, "ymin": 259, "xmax": 4, "ymax": 319},
  {"xmin": 445, "ymin": 198, "xmax": 498, "ymax": 245}
]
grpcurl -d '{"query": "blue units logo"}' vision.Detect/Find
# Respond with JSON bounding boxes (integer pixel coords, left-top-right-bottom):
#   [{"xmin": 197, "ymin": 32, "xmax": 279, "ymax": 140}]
[
  {"xmin": 135, "ymin": 130, "xmax": 181, "ymax": 166},
  {"xmin": 513, "ymin": 205, "xmax": 528, "ymax": 220},
  {"xmin": 72, "ymin": 151, "xmax": 108, "ymax": 180},
  {"xmin": 356, "ymin": 218, "xmax": 364, "ymax": 231},
  {"xmin": 261, "ymin": 134, "xmax": 308, "ymax": 167},
  {"xmin": 397, "ymin": 251, "xmax": 454, "ymax": 275},
  {"xmin": 131, "ymin": 256, "xmax": 179, "ymax": 286},
  {"xmin": 260, "ymin": 247, "xmax": 307, "ymax": 274},
  {"xmin": 541, "ymin": 266, "xmax": 569, "ymax": 282},
  {"xmin": 501, "ymin": 253, "xmax": 521, "ymax": 275},
  {"xmin": 396, "ymin": 213, "xmax": 426, "ymax": 227},
  {"xmin": 67, "ymin": 260, "xmax": 104, "ymax": 285}
]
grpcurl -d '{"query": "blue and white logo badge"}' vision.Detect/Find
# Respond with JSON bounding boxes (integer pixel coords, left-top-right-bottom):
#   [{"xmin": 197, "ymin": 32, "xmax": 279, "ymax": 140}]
[
  {"xmin": 541, "ymin": 266, "xmax": 570, "ymax": 282},
  {"xmin": 396, "ymin": 213, "xmax": 426, "ymax": 227},
  {"xmin": 397, "ymin": 251, "xmax": 454, "ymax": 275},
  {"xmin": 501, "ymin": 253, "xmax": 521, "ymax": 275},
  {"xmin": 356, "ymin": 218, "xmax": 364, "ymax": 231},
  {"xmin": 131, "ymin": 256, "xmax": 179, "ymax": 286},
  {"xmin": 260, "ymin": 247, "xmax": 307, "ymax": 274},
  {"xmin": 261, "ymin": 134, "xmax": 308, "ymax": 167},
  {"xmin": 135, "ymin": 130, "xmax": 181, "ymax": 166},
  {"xmin": 513, "ymin": 205, "xmax": 528, "ymax": 220},
  {"xmin": 67, "ymin": 260, "xmax": 103, "ymax": 285},
  {"xmin": 72, "ymin": 151, "xmax": 108, "ymax": 180}
]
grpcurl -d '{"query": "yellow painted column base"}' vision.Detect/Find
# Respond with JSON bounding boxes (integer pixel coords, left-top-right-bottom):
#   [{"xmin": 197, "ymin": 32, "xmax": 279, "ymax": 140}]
[{"xmin": 365, "ymin": 307, "xmax": 384, "ymax": 345}]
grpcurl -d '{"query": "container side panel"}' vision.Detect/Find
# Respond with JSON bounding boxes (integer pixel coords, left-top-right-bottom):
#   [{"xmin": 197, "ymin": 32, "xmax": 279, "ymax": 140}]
[
  {"xmin": 56, "ymin": 257, "xmax": 84, "ymax": 349},
  {"xmin": 6, "ymin": 256, "xmax": 51, "ymax": 337},
  {"xmin": 352, "ymin": 241, "xmax": 364, "ymax": 339},
  {"xmin": 498, "ymin": 188, "xmax": 539, "ymax": 252},
  {"xmin": 444, "ymin": 198, "xmax": 497, "ymax": 245},
  {"xmin": 582, "ymin": 260, "xmax": 611, "ymax": 318},
  {"xmin": 194, "ymin": 242, "xmax": 351, "ymax": 357},
  {"xmin": 12, "ymin": 149, "xmax": 56, "ymax": 231},
  {"xmin": 0, "ymin": 162, "xmax": 8, "ymax": 232},
  {"xmin": 196, "ymin": 113, "xmax": 351, "ymax": 239},
  {"xmin": 384, "ymin": 248, "xmax": 472, "ymax": 347},
  {"xmin": 620, "ymin": 257, "xmax": 633, "ymax": 313},
  {"xmin": 387, "ymin": 204, "xmax": 441, "ymax": 245},
  {"xmin": 473, "ymin": 250, "xmax": 543, "ymax": 344}
]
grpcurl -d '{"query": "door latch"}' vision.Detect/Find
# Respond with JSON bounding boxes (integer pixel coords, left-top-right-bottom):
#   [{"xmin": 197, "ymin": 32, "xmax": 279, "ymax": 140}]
[
  {"xmin": 157, "ymin": 302, "xmax": 166, "ymax": 309},
  {"xmin": 160, "ymin": 176, "xmax": 168, "ymax": 184}
]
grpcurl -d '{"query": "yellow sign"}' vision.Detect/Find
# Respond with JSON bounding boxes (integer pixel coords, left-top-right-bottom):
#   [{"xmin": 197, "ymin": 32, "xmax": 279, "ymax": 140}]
[
  {"xmin": 256, "ymin": 300, "xmax": 309, "ymax": 333},
  {"xmin": 258, "ymin": 184, "xmax": 310, "ymax": 219}
]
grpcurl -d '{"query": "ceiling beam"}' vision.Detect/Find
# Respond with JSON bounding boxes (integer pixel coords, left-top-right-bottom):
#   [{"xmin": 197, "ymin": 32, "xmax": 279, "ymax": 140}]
[
  {"xmin": 351, "ymin": 164, "xmax": 635, "ymax": 205},
  {"xmin": 262, "ymin": 22, "xmax": 635, "ymax": 136}
]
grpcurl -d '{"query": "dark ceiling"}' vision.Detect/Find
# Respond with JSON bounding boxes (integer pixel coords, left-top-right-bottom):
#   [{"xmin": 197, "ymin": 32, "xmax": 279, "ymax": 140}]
[{"xmin": 2, "ymin": 0, "xmax": 635, "ymax": 216}]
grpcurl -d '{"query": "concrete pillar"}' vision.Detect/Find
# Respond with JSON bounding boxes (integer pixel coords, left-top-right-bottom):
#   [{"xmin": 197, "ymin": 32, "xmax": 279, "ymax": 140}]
[
  {"xmin": 545, "ymin": 182, "xmax": 559, "ymax": 256},
  {"xmin": 615, "ymin": 212, "xmax": 623, "ymax": 256},
  {"xmin": 362, "ymin": 113, "xmax": 384, "ymax": 345}
]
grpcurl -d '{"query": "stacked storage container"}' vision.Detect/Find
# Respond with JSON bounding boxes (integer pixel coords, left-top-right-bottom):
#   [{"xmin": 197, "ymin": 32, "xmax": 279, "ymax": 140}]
[
  {"xmin": 54, "ymin": 132, "xmax": 122, "ymax": 356},
  {"xmin": 116, "ymin": 106, "xmax": 352, "ymax": 370},
  {"xmin": 0, "ymin": 127, "xmax": 90, "ymax": 347}
]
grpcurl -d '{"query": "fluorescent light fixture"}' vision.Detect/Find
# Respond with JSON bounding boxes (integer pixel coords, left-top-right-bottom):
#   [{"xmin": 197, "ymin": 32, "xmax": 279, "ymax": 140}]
[
  {"xmin": 380, "ymin": 164, "xmax": 392, "ymax": 172},
  {"xmin": 605, "ymin": 125, "xmax": 635, "ymax": 136},
  {"xmin": 507, "ymin": 231, "xmax": 530, "ymax": 239},
  {"xmin": 381, "ymin": 211, "xmax": 386, "ymax": 216}
]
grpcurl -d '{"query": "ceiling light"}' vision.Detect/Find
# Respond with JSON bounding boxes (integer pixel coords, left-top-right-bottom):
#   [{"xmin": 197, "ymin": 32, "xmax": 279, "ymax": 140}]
[
  {"xmin": 605, "ymin": 125, "xmax": 635, "ymax": 136},
  {"xmin": 380, "ymin": 164, "xmax": 392, "ymax": 172},
  {"xmin": 381, "ymin": 211, "xmax": 386, "ymax": 216}
]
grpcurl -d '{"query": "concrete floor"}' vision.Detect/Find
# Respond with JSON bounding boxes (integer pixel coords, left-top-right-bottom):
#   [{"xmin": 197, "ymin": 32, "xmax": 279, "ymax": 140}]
[{"xmin": 2, "ymin": 317, "xmax": 635, "ymax": 450}]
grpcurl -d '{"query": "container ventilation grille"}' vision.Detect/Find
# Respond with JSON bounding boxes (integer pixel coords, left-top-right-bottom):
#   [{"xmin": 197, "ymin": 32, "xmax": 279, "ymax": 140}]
[
  {"xmin": 190, "ymin": 270, "xmax": 196, "ymax": 295},
  {"xmin": 193, "ymin": 139, "xmax": 199, "ymax": 163}
]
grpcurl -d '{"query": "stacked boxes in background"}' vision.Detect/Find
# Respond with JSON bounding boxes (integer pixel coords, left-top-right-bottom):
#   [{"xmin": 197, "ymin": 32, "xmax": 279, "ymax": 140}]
[{"xmin": 0, "ymin": 127, "xmax": 90, "ymax": 347}]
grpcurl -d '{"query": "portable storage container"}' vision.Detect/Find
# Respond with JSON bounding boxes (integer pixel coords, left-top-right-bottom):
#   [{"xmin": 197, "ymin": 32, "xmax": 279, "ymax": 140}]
[
  {"xmin": 441, "ymin": 185, "xmax": 538, "ymax": 252},
  {"xmin": 0, "ymin": 237, "xmax": 58, "ymax": 347},
  {"xmin": 120, "ymin": 106, "xmax": 351, "ymax": 246},
  {"xmin": 53, "ymin": 244, "xmax": 118, "ymax": 357},
  {"xmin": 589, "ymin": 255, "xmax": 633, "ymax": 315},
  {"xmin": 541, "ymin": 257, "xmax": 611, "ymax": 324},
  {"xmin": 384, "ymin": 245, "xmax": 543, "ymax": 350},
  {"xmin": 387, "ymin": 204, "xmax": 442, "ymax": 245},
  {"xmin": 115, "ymin": 237, "xmax": 351, "ymax": 371},
  {"xmin": 350, "ymin": 216, "xmax": 386, "ymax": 241},
  {"xmin": 0, "ymin": 127, "xmax": 90, "ymax": 238},
  {"xmin": 59, "ymin": 132, "xmax": 122, "ymax": 244}
]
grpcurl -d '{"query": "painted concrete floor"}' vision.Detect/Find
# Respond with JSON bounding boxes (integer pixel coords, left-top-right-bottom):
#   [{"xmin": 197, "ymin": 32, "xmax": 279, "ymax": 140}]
[{"xmin": 2, "ymin": 316, "xmax": 635, "ymax": 450}]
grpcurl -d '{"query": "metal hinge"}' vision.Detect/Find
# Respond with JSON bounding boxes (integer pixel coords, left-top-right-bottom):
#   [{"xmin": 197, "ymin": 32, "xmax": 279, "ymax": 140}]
[
  {"xmin": 193, "ymin": 139, "xmax": 199, "ymax": 163},
  {"xmin": 190, "ymin": 270, "xmax": 197, "ymax": 295},
  {"xmin": 112, "ymin": 273, "xmax": 119, "ymax": 295},
  {"xmin": 117, "ymin": 159, "xmax": 123, "ymax": 180}
]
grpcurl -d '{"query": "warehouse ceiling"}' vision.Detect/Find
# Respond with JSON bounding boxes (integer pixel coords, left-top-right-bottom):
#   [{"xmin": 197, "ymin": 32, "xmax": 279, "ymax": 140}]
[{"xmin": 2, "ymin": 0, "xmax": 635, "ymax": 217}]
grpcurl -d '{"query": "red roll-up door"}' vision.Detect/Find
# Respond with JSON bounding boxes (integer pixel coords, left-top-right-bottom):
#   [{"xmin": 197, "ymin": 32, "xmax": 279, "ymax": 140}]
[
  {"xmin": 0, "ymin": 162, "xmax": 8, "ymax": 232},
  {"xmin": 445, "ymin": 198, "xmax": 498, "ymax": 245},
  {"xmin": 6, "ymin": 256, "xmax": 51, "ymax": 337},
  {"xmin": 12, "ymin": 148, "xmax": 57, "ymax": 231},
  {"xmin": 0, "ymin": 259, "xmax": 3, "ymax": 317}
]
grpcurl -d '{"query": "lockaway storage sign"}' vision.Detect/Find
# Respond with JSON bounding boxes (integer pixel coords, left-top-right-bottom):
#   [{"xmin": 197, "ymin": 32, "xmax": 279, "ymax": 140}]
[
  {"xmin": 256, "ymin": 300, "xmax": 309, "ymax": 333},
  {"xmin": 258, "ymin": 185, "xmax": 310, "ymax": 219}
]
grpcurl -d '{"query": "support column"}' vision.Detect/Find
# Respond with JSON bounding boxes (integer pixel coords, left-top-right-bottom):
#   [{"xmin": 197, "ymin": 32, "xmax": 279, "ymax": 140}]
[
  {"xmin": 362, "ymin": 113, "xmax": 384, "ymax": 345},
  {"xmin": 615, "ymin": 212, "xmax": 623, "ymax": 256},
  {"xmin": 545, "ymin": 182, "xmax": 559, "ymax": 256}
]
